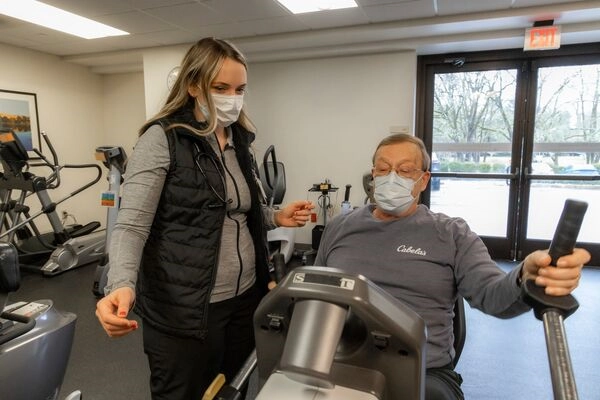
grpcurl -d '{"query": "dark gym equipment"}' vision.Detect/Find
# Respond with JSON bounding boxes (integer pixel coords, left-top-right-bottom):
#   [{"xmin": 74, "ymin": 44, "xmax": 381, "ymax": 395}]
[
  {"xmin": 204, "ymin": 253, "xmax": 467, "ymax": 400},
  {"xmin": 0, "ymin": 130, "xmax": 103, "ymax": 276},
  {"xmin": 253, "ymin": 265, "xmax": 426, "ymax": 399},
  {"xmin": 294, "ymin": 179, "xmax": 338, "ymax": 265},
  {"xmin": 340, "ymin": 184, "xmax": 352, "ymax": 214},
  {"xmin": 91, "ymin": 146, "xmax": 127, "ymax": 297},
  {"xmin": 258, "ymin": 145, "xmax": 296, "ymax": 264},
  {"xmin": 362, "ymin": 172, "xmax": 374, "ymax": 204},
  {"xmin": 205, "ymin": 196, "xmax": 588, "ymax": 399},
  {"xmin": 0, "ymin": 242, "xmax": 79, "ymax": 400},
  {"xmin": 521, "ymin": 198, "xmax": 587, "ymax": 400}
]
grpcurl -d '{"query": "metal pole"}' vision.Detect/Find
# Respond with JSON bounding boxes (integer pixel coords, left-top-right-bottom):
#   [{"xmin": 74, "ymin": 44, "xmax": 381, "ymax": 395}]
[
  {"xmin": 542, "ymin": 310, "xmax": 578, "ymax": 400},
  {"xmin": 229, "ymin": 349, "xmax": 257, "ymax": 391}
]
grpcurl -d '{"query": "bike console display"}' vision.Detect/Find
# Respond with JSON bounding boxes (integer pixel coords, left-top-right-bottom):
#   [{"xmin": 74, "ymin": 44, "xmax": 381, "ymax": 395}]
[{"xmin": 254, "ymin": 266, "xmax": 426, "ymax": 399}]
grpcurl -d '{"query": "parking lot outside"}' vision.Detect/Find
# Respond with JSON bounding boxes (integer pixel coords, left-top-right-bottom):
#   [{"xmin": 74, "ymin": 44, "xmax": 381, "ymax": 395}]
[{"xmin": 430, "ymin": 179, "xmax": 599, "ymax": 243}]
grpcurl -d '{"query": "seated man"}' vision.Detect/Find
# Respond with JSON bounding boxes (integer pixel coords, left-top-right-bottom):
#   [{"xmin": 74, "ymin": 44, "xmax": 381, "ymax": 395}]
[{"xmin": 314, "ymin": 133, "xmax": 590, "ymax": 400}]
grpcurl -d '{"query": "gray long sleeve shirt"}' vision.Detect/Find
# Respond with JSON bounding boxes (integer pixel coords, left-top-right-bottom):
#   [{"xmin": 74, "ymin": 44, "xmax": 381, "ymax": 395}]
[
  {"xmin": 106, "ymin": 124, "xmax": 276, "ymax": 303},
  {"xmin": 314, "ymin": 204, "xmax": 530, "ymax": 368}
]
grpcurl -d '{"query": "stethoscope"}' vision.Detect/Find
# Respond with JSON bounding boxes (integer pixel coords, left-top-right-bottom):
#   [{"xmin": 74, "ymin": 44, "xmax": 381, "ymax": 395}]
[{"xmin": 193, "ymin": 143, "xmax": 231, "ymax": 206}]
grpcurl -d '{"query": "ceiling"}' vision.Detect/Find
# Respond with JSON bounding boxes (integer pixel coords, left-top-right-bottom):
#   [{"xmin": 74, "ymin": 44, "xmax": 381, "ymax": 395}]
[{"xmin": 1, "ymin": 0, "xmax": 600, "ymax": 74}]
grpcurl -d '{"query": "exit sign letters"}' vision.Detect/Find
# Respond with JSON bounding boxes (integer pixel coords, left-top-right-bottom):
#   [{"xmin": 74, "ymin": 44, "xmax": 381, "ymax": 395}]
[{"xmin": 524, "ymin": 25, "xmax": 561, "ymax": 51}]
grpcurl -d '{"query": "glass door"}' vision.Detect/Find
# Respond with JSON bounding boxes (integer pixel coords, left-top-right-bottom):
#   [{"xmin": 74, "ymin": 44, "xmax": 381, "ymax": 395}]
[
  {"xmin": 519, "ymin": 60, "xmax": 600, "ymax": 260},
  {"xmin": 417, "ymin": 47, "xmax": 600, "ymax": 264},
  {"xmin": 421, "ymin": 60, "xmax": 523, "ymax": 260}
]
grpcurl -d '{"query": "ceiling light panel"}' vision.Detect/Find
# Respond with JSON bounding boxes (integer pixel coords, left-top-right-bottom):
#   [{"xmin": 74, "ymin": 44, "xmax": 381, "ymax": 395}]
[
  {"xmin": 0, "ymin": 0, "xmax": 128, "ymax": 39},
  {"xmin": 276, "ymin": 0, "xmax": 358, "ymax": 14}
]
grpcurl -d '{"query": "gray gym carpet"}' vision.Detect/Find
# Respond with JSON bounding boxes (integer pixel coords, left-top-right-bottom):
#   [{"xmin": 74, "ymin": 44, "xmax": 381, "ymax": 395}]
[{"xmin": 10, "ymin": 260, "xmax": 600, "ymax": 400}]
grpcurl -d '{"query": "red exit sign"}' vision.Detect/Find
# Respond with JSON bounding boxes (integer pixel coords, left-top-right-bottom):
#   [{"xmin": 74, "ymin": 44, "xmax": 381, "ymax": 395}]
[{"xmin": 524, "ymin": 25, "xmax": 561, "ymax": 51}]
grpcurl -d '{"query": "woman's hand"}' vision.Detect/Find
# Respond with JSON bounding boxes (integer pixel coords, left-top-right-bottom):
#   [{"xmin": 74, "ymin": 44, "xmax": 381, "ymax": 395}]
[
  {"xmin": 275, "ymin": 200, "xmax": 315, "ymax": 227},
  {"xmin": 95, "ymin": 286, "xmax": 139, "ymax": 337}
]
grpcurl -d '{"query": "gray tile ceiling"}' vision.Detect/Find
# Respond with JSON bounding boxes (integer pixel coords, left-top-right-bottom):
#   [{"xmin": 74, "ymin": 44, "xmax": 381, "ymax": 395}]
[{"xmin": 1, "ymin": 0, "xmax": 599, "ymax": 73}]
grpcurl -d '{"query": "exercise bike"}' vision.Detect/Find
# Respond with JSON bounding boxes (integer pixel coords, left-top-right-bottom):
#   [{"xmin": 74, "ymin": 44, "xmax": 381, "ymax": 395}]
[
  {"xmin": 253, "ymin": 265, "xmax": 427, "ymax": 399},
  {"xmin": 203, "ymin": 260, "xmax": 429, "ymax": 400},
  {"xmin": 0, "ymin": 130, "xmax": 104, "ymax": 276},
  {"xmin": 0, "ymin": 241, "xmax": 81, "ymax": 400},
  {"xmin": 206, "ymin": 199, "xmax": 584, "ymax": 400}
]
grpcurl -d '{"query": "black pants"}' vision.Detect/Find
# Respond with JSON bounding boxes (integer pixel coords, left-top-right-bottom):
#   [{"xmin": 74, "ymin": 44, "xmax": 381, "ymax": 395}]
[
  {"xmin": 426, "ymin": 364, "xmax": 464, "ymax": 400},
  {"xmin": 142, "ymin": 286, "xmax": 261, "ymax": 400}
]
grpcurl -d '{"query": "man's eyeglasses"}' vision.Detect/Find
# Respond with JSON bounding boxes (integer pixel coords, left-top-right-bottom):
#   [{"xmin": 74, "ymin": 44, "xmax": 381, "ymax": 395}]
[
  {"xmin": 373, "ymin": 165, "xmax": 424, "ymax": 178},
  {"xmin": 193, "ymin": 144, "xmax": 228, "ymax": 205}
]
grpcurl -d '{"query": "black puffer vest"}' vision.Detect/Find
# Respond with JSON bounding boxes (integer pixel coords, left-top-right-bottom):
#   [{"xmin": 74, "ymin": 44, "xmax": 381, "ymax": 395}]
[{"xmin": 134, "ymin": 109, "xmax": 270, "ymax": 339}]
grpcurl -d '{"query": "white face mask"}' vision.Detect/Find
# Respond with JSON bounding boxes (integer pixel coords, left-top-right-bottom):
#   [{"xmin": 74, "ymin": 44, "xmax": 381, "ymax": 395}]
[
  {"xmin": 212, "ymin": 93, "xmax": 244, "ymax": 127},
  {"xmin": 197, "ymin": 98, "xmax": 209, "ymax": 120},
  {"xmin": 373, "ymin": 171, "xmax": 422, "ymax": 216}
]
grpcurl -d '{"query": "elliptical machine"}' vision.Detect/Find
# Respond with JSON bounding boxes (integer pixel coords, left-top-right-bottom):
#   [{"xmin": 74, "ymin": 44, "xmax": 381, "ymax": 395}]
[
  {"xmin": 0, "ymin": 130, "xmax": 104, "ymax": 276},
  {"xmin": 91, "ymin": 146, "xmax": 127, "ymax": 297}
]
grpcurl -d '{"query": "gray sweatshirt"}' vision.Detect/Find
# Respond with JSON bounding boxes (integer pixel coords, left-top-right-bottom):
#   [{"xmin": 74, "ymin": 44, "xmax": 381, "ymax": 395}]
[
  {"xmin": 106, "ymin": 124, "xmax": 276, "ymax": 303},
  {"xmin": 314, "ymin": 204, "xmax": 530, "ymax": 368}
]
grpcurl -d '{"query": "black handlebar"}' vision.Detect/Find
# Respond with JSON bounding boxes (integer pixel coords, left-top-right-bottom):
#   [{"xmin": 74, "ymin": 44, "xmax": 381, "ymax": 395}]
[
  {"xmin": 548, "ymin": 200, "xmax": 588, "ymax": 266},
  {"xmin": 521, "ymin": 199, "xmax": 587, "ymax": 400},
  {"xmin": 262, "ymin": 145, "xmax": 279, "ymax": 191},
  {"xmin": 273, "ymin": 253, "xmax": 286, "ymax": 284},
  {"xmin": 344, "ymin": 184, "xmax": 351, "ymax": 202}
]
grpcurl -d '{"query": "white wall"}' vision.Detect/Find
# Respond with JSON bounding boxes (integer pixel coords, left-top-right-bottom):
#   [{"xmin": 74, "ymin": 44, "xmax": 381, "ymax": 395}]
[
  {"xmin": 248, "ymin": 53, "xmax": 416, "ymax": 244},
  {"xmin": 142, "ymin": 45, "xmax": 189, "ymax": 118},
  {"xmin": 102, "ymin": 72, "xmax": 146, "ymax": 153},
  {"xmin": 141, "ymin": 49, "xmax": 417, "ymax": 245},
  {"xmin": 0, "ymin": 43, "xmax": 106, "ymax": 231}
]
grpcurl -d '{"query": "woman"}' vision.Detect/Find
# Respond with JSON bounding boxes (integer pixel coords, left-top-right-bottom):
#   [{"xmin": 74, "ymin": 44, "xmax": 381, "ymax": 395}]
[{"xmin": 95, "ymin": 37, "xmax": 313, "ymax": 399}]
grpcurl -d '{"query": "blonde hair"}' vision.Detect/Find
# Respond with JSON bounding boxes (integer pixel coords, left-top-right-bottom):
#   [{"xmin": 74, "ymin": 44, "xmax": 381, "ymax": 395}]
[
  {"xmin": 139, "ymin": 37, "xmax": 255, "ymax": 136},
  {"xmin": 372, "ymin": 134, "xmax": 431, "ymax": 171}
]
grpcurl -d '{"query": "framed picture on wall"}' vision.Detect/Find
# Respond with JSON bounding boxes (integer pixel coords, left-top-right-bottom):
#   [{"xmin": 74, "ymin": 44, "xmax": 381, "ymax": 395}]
[{"xmin": 0, "ymin": 89, "xmax": 41, "ymax": 158}]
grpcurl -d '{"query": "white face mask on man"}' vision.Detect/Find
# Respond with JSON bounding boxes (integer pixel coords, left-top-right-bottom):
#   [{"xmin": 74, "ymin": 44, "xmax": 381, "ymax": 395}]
[{"xmin": 373, "ymin": 171, "xmax": 423, "ymax": 215}]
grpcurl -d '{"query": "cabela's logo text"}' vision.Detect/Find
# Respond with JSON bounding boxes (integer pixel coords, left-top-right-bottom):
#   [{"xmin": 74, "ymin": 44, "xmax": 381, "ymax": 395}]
[{"xmin": 396, "ymin": 244, "xmax": 426, "ymax": 256}]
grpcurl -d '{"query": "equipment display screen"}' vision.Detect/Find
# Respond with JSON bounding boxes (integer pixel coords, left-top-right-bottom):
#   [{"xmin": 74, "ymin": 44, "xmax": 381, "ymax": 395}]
[{"xmin": 292, "ymin": 272, "xmax": 355, "ymax": 290}]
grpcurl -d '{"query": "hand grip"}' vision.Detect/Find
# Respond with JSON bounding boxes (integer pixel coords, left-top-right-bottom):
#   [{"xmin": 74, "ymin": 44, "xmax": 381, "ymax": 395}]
[
  {"xmin": 522, "ymin": 199, "xmax": 587, "ymax": 400},
  {"xmin": 273, "ymin": 253, "xmax": 287, "ymax": 284},
  {"xmin": 548, "ymin": 199, "xmax": 588, "ymax": 266},
  {"xmin": 344, "ymin": 184, "xmax": 351, "ymax": 202},
  {"xmin": 522, "ymin": 199, "xmax": 587, "ymax": 321},
  {"xmin": 0, "ymin": 243, "xmax": 20, "ymax": 293},
  {"xmin": 262, "ymin": 145, "xmax": 278, "ymax": 190}
]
